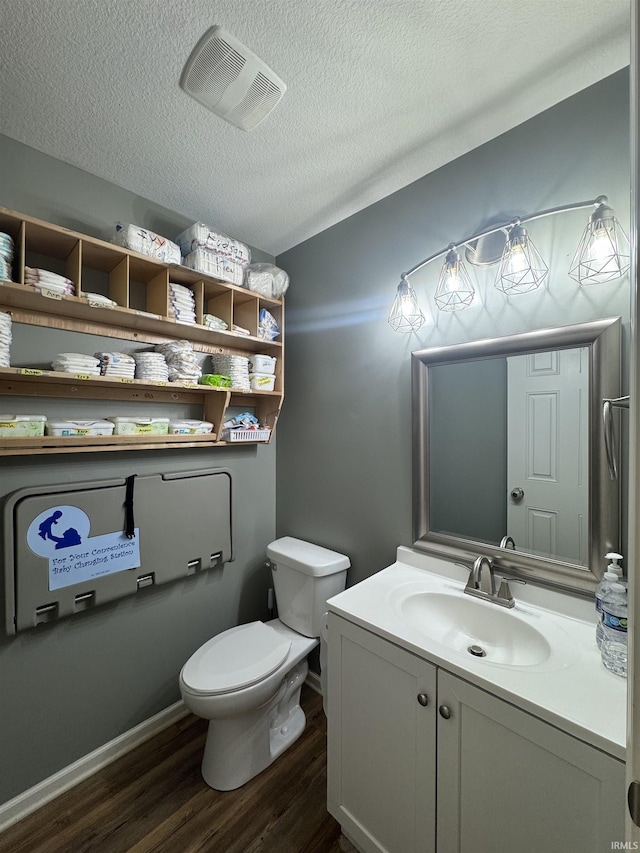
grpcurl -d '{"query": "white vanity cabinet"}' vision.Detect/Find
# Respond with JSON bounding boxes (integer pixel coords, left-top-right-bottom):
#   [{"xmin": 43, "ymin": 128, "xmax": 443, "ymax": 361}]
[
  {"xmin": 327, "ymin": 614, "xmax": 437, "ymax": 853},
  {"xmin": 327, "ymin": 613, "xmax": 625, "ymax": 853}
]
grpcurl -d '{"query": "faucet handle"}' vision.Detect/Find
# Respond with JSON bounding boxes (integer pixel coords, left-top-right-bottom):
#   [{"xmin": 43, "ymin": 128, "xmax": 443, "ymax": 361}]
[{"xmin": 496, "ymin": 575, "xmax": 525, "ymax": 607}]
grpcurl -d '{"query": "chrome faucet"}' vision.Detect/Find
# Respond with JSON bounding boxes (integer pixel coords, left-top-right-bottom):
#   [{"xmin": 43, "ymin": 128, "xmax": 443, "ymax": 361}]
[
  {"xmin": 463, "ymin": 555, "xmax": 524, "ymax": 608},
  {"xmin": 468, "ymin": 555, "xmax": 496, "ymax": 596}
]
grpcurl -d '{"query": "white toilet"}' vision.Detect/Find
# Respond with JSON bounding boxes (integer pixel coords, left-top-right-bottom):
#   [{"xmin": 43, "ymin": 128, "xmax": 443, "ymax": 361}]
[{"xmin": 179, "ymin": 536, "xmax": 350, "ymax": 791}]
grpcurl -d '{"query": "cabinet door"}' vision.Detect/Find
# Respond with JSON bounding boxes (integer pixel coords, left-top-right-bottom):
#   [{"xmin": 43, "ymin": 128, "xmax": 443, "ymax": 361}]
[
  {"xmin": 327, "ymin": 615, "xmax": 437, "ymax": 853},
  {"xmin": 437, "ymin": 671, "xmax": 625, "ymax": 853}
]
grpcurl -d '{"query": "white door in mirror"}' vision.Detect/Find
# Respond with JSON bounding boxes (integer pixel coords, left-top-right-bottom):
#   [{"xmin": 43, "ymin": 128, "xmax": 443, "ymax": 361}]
[{"xmin": 507, "ymin": 347, "xmax": 589, "ymax": 564}]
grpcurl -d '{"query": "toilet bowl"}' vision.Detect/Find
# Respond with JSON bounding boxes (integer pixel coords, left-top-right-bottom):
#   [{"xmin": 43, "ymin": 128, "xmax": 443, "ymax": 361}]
[{"xmin": 179, "ymin": 537, "xmax": 350, "ymax": 791}]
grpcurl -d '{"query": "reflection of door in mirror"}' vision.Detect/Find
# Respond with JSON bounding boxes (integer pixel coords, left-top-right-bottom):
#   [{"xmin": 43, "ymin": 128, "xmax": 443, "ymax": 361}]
[{"xmin": 506, "ymin": 348, "xmax": 589, "ymax": 565}]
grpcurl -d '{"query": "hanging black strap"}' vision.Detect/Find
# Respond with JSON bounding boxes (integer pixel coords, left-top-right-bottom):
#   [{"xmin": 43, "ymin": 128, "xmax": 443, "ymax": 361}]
[{"xmin": 124, "ymin": 474, "xmax": 137, "ymax": 539}]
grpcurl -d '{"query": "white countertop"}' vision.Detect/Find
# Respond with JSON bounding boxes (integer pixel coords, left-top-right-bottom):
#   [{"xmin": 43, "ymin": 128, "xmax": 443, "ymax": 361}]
[{"xmin": 327, "ymin": 547, "xmax": 627, "ymax": 761}]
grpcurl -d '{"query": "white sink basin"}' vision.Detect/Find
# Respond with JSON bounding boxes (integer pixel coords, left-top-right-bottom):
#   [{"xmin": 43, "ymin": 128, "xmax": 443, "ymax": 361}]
[
  {"xmin": 386, "ymin": 580, "xmax": 581, "ymax": 671},
  {"xmin": 396, "ymin": 590, "xmax": 551, "ymax": 666}
]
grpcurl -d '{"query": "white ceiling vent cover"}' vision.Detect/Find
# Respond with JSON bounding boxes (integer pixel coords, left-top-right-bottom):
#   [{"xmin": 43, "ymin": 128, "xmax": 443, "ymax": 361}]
[{"xmin": 180, "ymin": 26, "xmax": 287, "ymax": 131}]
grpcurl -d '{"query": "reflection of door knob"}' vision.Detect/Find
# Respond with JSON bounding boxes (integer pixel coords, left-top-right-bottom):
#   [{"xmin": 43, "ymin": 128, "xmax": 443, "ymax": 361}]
[{"xmin": 510, "ymin": 487, "xmax": 525, "ymax": 502}]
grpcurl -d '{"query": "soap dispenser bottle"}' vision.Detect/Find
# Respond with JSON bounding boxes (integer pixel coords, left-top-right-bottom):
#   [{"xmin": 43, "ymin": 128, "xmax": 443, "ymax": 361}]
[
  {"xmin": 605, "ymin": 552, "xmax": 625, "ymax": 586},
  {"xmin": 595, "ymin": 552, "xmax": 625, "ymax": 649}
]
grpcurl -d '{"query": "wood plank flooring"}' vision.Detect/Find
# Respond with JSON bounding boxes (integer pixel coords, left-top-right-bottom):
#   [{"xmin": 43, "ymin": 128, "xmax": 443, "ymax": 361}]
[{"xmin": 0, "ymin": 686, "xmax": 353, "ymax": 853}]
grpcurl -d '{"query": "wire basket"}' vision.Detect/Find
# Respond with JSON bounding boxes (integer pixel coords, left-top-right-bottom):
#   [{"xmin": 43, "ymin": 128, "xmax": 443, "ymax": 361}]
[{"xmin": 221, "ymin": 428, "xmax": 271, "ymax": 442}]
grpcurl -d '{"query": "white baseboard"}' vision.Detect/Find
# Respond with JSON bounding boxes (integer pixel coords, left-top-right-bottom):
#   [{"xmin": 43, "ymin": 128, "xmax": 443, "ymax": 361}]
[
  {"xmin": 2, "ymin": 674, "xmax": 324, "ymax": 832},
  {"xmin": 0, "ymin": 700, "xmax": 189, "ymax": 834},
  {"xmin": 305, "ymin": 670, "xmax": 322, "ymax": 695}
]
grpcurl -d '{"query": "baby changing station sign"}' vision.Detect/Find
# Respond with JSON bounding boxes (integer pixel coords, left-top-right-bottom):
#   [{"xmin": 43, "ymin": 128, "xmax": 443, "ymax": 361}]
[{"xmin": 26, "ymin": 505, "xmax": 141, "ymax": 591}]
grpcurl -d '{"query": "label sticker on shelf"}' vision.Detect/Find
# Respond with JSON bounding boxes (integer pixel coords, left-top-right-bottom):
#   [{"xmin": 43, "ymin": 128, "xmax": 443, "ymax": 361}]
[
  {"xmin": 119, "ymin": 378, "xmax": 135, "ymax": 383},
  {"xmin": 40, "ymin": 288, "xmax": 63, "ymax": 300},
  {"xmin": 182, "ymin": 382, "xmax": 199, "ymax": 388},
  {"xmin": 156, "ymin": 381, "xmax": 167, "ymax": 386},
  {"xmin": 0, "ymin": 422, "xmax": 16, "ymax": 428},
  {"xmin": 20, "ymin": 368, "xmax": 43, "ymax": 376},
  {"xmin": 73, "ymin": 374, "xmax": 92, "ymax": 380}
]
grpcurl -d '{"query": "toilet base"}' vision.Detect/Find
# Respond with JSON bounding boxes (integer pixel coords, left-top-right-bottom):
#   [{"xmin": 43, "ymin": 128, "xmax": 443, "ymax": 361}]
[{"xmin": 200, "ymin": 659, "xmax": 309, "ymax": 791}]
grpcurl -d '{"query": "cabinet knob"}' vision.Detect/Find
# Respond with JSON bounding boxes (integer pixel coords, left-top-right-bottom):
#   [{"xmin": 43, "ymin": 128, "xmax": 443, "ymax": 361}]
[
  {"xmin": 439, "ymin": 705, "xmax": 452, "ymax": 719},
  {"xmin": 417, "ymin": 693, "xmax": 429, "ymax": 707}
]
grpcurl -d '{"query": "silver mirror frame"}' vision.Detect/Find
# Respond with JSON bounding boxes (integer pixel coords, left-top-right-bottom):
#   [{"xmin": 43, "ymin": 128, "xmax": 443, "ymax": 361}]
[{"xmin": 412, "ymin": 316, "xmax": 621, "ymax": 596}]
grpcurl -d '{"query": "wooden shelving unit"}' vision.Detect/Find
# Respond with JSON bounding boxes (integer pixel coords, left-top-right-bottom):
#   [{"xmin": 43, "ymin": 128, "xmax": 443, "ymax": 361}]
[{"xmin": 0, "ymin": 206, "xmax": 284, "ymax": 455}]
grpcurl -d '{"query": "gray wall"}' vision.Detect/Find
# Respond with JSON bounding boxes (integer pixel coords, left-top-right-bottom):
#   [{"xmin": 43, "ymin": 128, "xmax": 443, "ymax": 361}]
[
  {"xmin": 0, "ymin": 137, "xmax": 276, "ymax": 804},
  {"xmin": 276, "ymin": 70, "xmax": 631, "ymax": 588},
  {"xmin": 429, "ymin": 358, "xmax": 507, "ymax": 544}
]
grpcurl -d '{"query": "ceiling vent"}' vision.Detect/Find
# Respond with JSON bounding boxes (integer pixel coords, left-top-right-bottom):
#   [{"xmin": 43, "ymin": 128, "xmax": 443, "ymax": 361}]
[{"xmin": 180, "ymin": 26, "xmax": 287, "ymax": 131}]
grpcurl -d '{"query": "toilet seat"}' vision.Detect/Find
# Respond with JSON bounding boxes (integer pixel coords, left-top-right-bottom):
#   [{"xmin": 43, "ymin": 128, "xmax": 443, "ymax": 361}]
[{"xmin": 181, "ymin": 621, "xmax": 292, "ymax": 695}]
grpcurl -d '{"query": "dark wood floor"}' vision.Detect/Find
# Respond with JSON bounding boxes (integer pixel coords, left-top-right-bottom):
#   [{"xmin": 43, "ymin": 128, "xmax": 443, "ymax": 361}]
[{"xmin": 0, "ymin": 686, "xmax": 352, "ymax": 853}]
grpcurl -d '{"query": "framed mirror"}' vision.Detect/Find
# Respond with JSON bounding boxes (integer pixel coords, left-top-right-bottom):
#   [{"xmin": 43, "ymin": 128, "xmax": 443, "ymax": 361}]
[{"xmin": 412, "ymin": 317, "xmax": 621, "ymax": 595}]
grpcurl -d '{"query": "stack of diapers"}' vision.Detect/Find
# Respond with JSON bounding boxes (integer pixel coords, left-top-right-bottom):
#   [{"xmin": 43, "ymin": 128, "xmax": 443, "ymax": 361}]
[
  {"xmin": 209, "ymin": 353, "xmax": 250, "ymax": 392},
  {"xmin": 154, "ymin": 340, "xmax": 201, "ymax": 382},
  {"xmin": 52, "ymin": 353, "xmax": 101, "ymax": 375},
  {"xmin": 133, "ymin": 351, "xmax": 170, "ymax": 382},
  {"xmin": 113, "ymin": 223, "xmax": 181, "ymax": 265},
  {"xmin": 0, "ymin": 312, "xmax": 11, "ymax": 367},
  {"xmin": 83, "ymin": 292, "xmax": 117, "ymax": 308},
  {"xmin": 25, "ymin": 267, "xmax": 75, "ymax": 296},
  {"xmin": 176, "ymin": 222, "xmax": 250, "ymax": 287},
  {"xmin": 95, "ymin": 352, "xmax": 136, "ymax": 379},
  {"xmin": 203, "ymin": 313, "xmax": 228, "ymax": 331},
  {"xmin": 0, "ymin": 232, "xmax": 14, "ymax": 282},
  {"xmin": 168, "ymin": 282, "xmax": 196, "ymax": 325}
]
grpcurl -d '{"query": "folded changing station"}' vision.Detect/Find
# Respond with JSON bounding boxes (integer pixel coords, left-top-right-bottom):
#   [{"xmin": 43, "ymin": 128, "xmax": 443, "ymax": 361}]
[{"xmin": 3, "ymin": 468, "xmax": 232, "ymax": 633}]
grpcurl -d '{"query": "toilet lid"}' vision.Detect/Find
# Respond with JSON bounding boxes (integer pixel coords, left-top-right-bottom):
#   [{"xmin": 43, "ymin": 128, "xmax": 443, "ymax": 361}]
[{"xmin": 181, "ymin": 621, "xmax": 292, "ymax": 695}]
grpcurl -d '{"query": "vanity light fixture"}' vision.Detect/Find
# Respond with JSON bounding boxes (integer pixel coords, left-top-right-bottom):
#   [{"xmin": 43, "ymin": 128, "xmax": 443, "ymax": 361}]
[{"xmin": 389, "ymin": 195, "xmax": 629, "ymax": 332}]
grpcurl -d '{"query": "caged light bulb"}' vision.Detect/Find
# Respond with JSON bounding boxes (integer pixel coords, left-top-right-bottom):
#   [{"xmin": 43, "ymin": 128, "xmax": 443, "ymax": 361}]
[
  {"xmin": 495, "ymin": 224, "xmax": 548, "ymax": 295},
  {"xmin": 388, "ymin": 275, "xmax": 425, "ymax": 333},
  {"xmin": 569, "ymin": 201, "xmax": 630, "ymax": 285},
  {"xmin": 434, "ymin": 247, "xmax": 475, "ymax": 312}
]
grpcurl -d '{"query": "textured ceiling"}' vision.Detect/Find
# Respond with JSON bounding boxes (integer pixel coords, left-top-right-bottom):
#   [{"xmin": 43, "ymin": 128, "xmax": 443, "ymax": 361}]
[{"xmin": 0, "ymin": 0, "xmax": 630, "ymax": 256}]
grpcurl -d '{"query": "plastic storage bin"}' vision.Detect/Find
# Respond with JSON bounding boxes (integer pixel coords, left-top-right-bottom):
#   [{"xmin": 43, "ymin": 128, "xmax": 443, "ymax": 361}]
[
  {"xmin": 221, "ymin": 427, "xmax": 271, "ymax": 442},
  {"xmin": 249, "ymin": 373, "xmax": 276, "ymax": 391},
  {"xmin": 168, "ymin": 420, "xmax": 214, "ymax": 435},
  {"xmin": 0, "ymin": 415, "xmax": 47, "ymax": 437},
  {"xmin": 248, "ymin": 354, "xmax": 276, "ymax": 375},
  {"xmin": 45, "ymin": 420, "xmax": 114, "ymax": 436},
  {"xmin": 107, "ymin": 417, "xmax": 170, "ymax": 435}
]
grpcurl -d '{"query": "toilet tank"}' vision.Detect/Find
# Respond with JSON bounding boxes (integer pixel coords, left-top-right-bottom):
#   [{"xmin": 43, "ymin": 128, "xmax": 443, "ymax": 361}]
[{"xmin": 267, "ymin": 537, "xmax": 350, "ymax": 637}]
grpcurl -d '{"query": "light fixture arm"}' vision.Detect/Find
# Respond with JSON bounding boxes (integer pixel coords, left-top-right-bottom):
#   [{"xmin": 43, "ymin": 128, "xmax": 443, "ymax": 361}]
[{"xmin": 404, "ymin": 195, "xmax": 608, "ymax": 279}]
